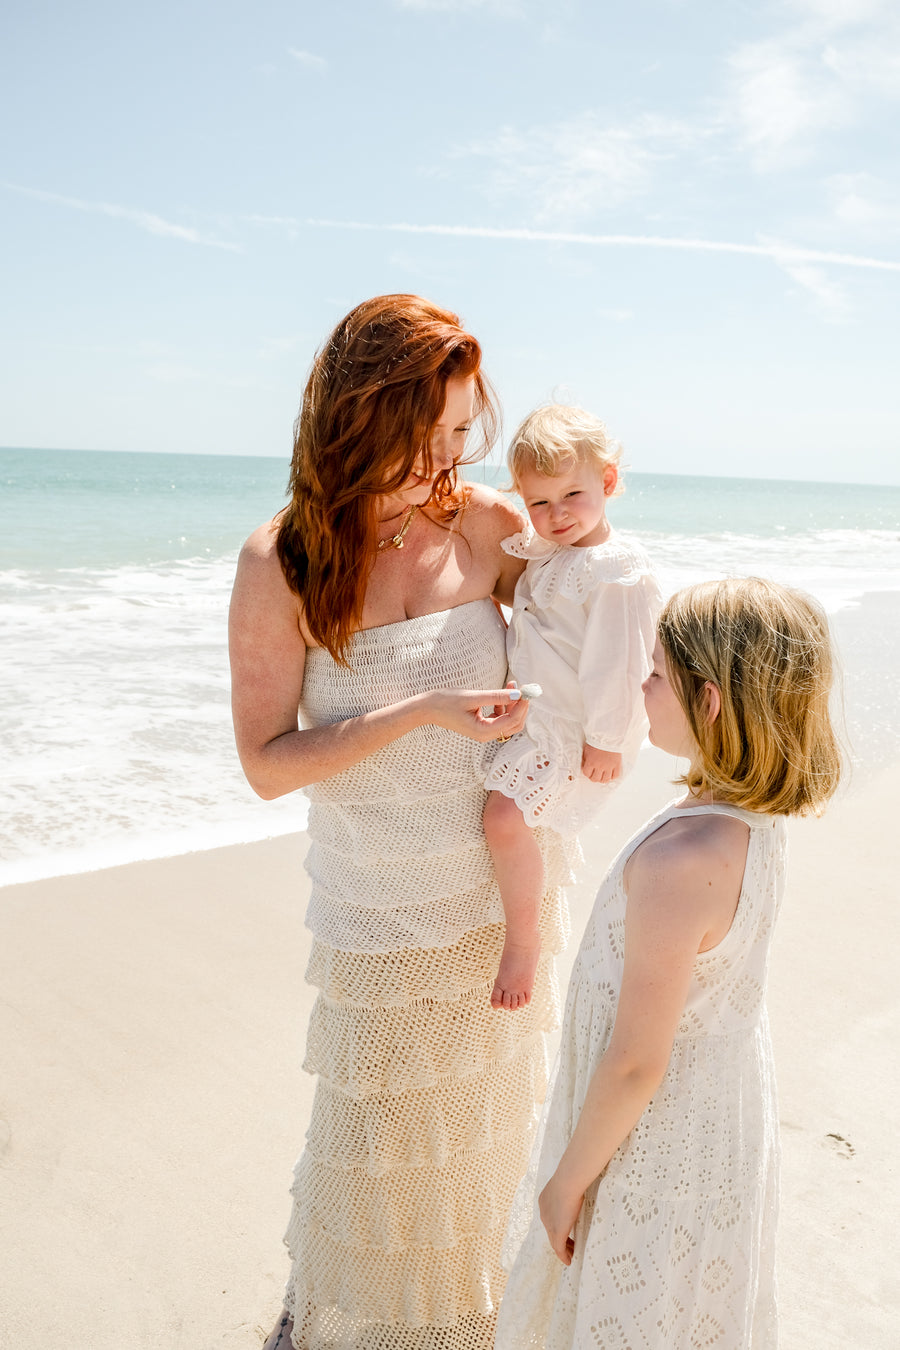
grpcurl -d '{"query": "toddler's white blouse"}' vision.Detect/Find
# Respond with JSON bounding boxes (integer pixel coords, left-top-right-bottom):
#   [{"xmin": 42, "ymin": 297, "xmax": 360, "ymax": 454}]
[{"xmin": 485, "ymin": 526, "xmax": 661, "ymax": 835}]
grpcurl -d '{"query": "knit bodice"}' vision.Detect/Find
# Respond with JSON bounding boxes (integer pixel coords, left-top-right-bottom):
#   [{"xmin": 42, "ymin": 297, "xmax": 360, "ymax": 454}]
[{"xmin": 299, "ymin": 599, "xmax": 511, "ymax": 952}]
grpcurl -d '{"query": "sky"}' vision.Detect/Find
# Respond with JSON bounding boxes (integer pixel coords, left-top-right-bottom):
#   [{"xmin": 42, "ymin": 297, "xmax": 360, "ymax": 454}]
[{"xmin": 1, "ymin": 0, "xmax": 899, "ymax": 485}]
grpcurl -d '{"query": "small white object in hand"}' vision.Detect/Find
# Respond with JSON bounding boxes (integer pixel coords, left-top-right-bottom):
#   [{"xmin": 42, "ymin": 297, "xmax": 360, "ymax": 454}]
[{"xmin": 518, "ymin": 682, "xmax": 542, "ymax": 700}]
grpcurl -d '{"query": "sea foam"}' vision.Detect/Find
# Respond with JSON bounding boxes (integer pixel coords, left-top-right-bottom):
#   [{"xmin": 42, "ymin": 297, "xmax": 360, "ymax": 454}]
[{"xmin": 2, "ymin": 448, "xmax": 898, "ymax": 885}]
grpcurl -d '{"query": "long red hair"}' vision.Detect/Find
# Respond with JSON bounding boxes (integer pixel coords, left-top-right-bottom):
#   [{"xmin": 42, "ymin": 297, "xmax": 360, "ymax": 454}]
[{"xmin": 276, "ymin": 294, "xmax": 499, "ymax": 661}]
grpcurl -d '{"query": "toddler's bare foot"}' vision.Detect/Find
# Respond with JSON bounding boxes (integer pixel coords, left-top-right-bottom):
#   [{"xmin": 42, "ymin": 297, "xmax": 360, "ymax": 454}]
[
  {"xmin": 262, "ymin": 1311, "xmax": 294, "ymax": 1349},
  {"xmin": 491, "ymin": 937, "xmax": 541, "ymax": 1011}
]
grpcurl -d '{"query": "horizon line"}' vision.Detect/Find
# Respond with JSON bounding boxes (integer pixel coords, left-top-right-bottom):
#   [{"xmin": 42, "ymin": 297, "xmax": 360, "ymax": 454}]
[{"xmin": 2, "ymin": 444, "xmax": 897, "ymax": 492}]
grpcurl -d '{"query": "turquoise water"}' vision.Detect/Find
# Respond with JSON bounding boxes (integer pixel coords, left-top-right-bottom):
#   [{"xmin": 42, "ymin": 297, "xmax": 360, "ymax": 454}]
[
  {"xmin": 3, "ymin": 446, "xmax": 898, "ymax": 570},
  {"xmin": 2, "ymin": 446, "xmax": 899, "ymax": 884},
  {"xmin": 0, "ymin": 446, "xmax": 291, "ymax": 569}
]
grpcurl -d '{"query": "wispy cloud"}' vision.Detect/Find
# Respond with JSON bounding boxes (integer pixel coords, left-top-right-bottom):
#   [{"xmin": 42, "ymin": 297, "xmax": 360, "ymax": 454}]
[
  {"xmin": 455, "ymin": 113, "xmax": 700, "ymax": 225},
  {"xmin": 299, "ymin": 216, "xmax": 900, "ymax": 274},
  {"xmin": 784, "ymin": 0, "xmax": 890, "ymax": 30},
  {"xmin": 724, "ymin": 2, "xmax": 900, "ymax": 169},
  {"xmin": 766, "ymin": 248, "xmax": 852, "ymax": 320},
  {"xmin": 827, "ymin": 172, "xmax": 900, "ymax": 238},
  {"xmin": 728, "ymin": 41, "xmax": 848, "ymax": 168},
  {"xmin": 821, "ymin": 33, "xmax": 900, "ymax": 98},
  {"xmin": 3, "ymin": 182, "xmax": 240, "ymax": 251},
  {"xmin": 288, "ymin": 47, "xmax": 328, "ymax": 71}
]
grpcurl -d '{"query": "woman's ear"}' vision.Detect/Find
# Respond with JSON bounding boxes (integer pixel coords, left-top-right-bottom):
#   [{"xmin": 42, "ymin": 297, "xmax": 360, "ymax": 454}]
[{"xmin": 703, "ymin": 681, "xmax": 721, "ymax": 724}]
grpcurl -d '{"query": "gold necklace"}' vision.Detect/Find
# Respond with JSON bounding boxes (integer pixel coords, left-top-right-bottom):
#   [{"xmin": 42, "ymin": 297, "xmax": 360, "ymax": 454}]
[{"xmin": 377, "ymin": 505, "xmax": 418, "ymax": 551}]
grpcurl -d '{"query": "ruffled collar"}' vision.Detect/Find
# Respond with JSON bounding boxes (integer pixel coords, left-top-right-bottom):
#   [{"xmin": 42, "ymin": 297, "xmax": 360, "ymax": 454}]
[
  {"xmin": 501, "ymin": 523, "xmax": 654, "ymax": 604},
  {"xmin": 500, "ymin": 525, "xmax": 558, "ymax": 561}
]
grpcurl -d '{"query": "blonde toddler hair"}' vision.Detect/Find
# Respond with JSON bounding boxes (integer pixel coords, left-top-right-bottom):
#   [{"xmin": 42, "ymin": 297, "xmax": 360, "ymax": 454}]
[
  {"xmin": 659, "ymin": 577, "xmax": 842, "ymax": 817},
  {"xmin": 508, "ymin": 403, "xmax": 625, "ymax": 497}
]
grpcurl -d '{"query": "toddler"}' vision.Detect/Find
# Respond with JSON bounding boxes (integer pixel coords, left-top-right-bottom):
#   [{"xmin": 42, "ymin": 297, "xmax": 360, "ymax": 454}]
[{"xmin": 484, "ymin": 404, "xmax": 661, "ymax": 1010}]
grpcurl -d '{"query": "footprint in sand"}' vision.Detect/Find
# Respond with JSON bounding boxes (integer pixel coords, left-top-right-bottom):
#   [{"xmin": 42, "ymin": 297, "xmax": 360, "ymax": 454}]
[{"xmin": 825, "ymin": 1132, "xmax": 855, "ymax": 1158}]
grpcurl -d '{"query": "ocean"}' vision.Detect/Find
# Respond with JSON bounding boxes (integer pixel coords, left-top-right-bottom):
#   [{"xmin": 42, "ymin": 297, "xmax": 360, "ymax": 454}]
[{"xmin": 2, "ymin": 445, "xmax": 899, "ymax": 886}]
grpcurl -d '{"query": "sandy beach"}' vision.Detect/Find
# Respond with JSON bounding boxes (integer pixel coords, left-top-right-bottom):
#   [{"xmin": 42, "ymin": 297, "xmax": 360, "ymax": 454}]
[{"xmin": 2, "ymin": 621, "xmax": 898, "ymax": 1348}]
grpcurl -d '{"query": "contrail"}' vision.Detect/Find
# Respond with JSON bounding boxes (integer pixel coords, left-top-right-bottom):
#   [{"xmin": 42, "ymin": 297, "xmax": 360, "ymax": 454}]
[
  {"xmin": 5, "ymin": 182, "xmax": 240, "ymax": 252},
  {"xmin": 301, "ymin": 217, "xmax": 900, "ymax": 274}
]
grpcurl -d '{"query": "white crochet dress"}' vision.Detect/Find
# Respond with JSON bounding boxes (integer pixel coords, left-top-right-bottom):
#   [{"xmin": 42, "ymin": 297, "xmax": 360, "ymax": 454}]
[
  {"xmin": 496, "ymin": 801, "xmax": 784, "ymax": 1350},
  {"xmin": 485, "ymin": 527, "xmax": 661, "ymax": 836},
  {"xmin": 283, "ymin": 599, "xmax": 571, "ymax": 1350}
]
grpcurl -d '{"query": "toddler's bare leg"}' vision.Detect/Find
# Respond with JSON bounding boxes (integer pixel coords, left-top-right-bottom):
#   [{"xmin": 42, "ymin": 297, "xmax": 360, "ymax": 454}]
[{"xmin": 483, "ymin": 791, "xmax": 543, "ymax": 1010}]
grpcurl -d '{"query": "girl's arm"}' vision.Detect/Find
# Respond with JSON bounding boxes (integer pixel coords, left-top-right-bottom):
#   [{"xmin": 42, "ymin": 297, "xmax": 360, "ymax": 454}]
[
  {"xmin": 229, "ymin": 522, "xmax": 529, "ymax": 800},
  {"xmin": 539, "ymin": 815, "xmax": 748, "ymax": 1263}
]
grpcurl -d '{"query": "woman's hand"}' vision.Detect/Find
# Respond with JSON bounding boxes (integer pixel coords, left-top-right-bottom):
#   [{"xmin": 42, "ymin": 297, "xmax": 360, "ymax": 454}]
[
  {"xmin": 418, "ymin": 685, "xmax": 529, "ymax": 743},
  {"xmin": 538, "ymin": 1170, "xmax": 584, "ymax": 1266}
]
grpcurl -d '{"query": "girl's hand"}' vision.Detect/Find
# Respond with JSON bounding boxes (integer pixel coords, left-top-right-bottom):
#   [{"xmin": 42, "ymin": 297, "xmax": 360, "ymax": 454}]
[
  {"xmin": 581, "ymin": 745, "xmax": 622, "ymax": 783},
  {"xmin": 419, "ymin": 687, "xmax": 528, "ymax": 743},
  {"xmin": 538, "ymin": 1171, "xmax": 584, "ymax": 1266}
]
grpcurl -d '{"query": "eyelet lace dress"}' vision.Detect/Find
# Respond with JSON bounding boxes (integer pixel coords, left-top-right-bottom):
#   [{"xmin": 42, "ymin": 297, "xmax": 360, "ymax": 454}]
[
  {"xmin": 495, "ymin": 801, "xmax": 785, "ymax": 1350},
  {"xmin": 484, "ymin": 527, "xmax": 661, "ymax": 836},
  {"xmin": 283, "ymin": 599, "xmax": 572, "ymax": 1350}
]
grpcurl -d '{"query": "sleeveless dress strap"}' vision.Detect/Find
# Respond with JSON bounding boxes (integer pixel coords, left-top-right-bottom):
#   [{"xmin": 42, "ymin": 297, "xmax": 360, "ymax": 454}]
[
  {"xmin": 658, "ymin": 802, "xmax": 772, "ymax": 828},
  {"xmin": 611, "ymin": 799, "xmax": 771, "ymax": 877}
]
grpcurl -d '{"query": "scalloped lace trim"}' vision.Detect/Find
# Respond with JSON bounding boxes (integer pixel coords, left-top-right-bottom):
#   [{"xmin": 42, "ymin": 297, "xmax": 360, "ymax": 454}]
[{"xmin": 503, "ymin": 526, "xmax": 656, "ymax": 606}]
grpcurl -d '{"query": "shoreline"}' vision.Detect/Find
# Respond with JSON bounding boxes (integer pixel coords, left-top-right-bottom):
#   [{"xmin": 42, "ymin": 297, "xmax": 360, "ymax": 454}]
[
  {"xmin": 0, "ymin": 810, "xmax": 309, "ymax": 891},
  {"xmin": 4, "ymin": 584, "xmax": 898, "ymax": 892}
]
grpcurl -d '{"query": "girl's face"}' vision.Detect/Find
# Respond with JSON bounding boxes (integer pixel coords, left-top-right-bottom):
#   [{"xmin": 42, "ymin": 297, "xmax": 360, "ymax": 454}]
[
  {"xmin": 642, "ymin": 639, "xmax": 696, "ymax": 758},
  {"xmin": 385, "ymin": 375, "xmax": 476, "ymax": 512},
  {"xmin": 516, "ymin": 459, "xmax": 616, "ymax": 548}
]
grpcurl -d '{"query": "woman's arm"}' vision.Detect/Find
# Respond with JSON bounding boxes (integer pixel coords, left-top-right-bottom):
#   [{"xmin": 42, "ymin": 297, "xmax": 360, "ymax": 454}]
[
  {"xmin": 538, "ymin": 815, "xmax": 748, "ymax": 1263},
  {"xmin": 229, "ymin": 522, "xmax": 529, "ymax": 799}
]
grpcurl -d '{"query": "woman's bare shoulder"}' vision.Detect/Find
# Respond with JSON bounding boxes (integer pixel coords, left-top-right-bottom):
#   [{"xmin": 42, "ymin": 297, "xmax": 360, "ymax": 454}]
[
  {"xmin": 460, "ymin": 481, "xmax": 525, "ymax": 540},
  {"xmin": 239, "ymin": 516, "xmax": 283, "ymax": 565},
  {"xmin": 232, "ymin": 516, "xmax": 303, "ymax": 633}
]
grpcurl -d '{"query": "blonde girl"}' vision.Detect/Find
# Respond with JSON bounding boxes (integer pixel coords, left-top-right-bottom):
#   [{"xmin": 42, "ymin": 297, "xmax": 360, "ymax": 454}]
[
  {"xmin": 484, "ymin": 404, "xmax": 661, "ymax": 1010},
  {"xmin": 495, "ymin": 577, "xmax": 842, "ymax": 1350}
]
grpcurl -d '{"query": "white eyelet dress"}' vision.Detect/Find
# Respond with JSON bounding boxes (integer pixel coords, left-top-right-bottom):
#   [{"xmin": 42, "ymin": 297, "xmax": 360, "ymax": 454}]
[
  {"xmin": 484, "ymin": 527, "xmax": 661, "ymax": 837},
  {"xmin": 495, "ymin": 800, "xmax": 785, "ymax": 1350},
  {"xmin": 282, "ymin": 599, "xmax": 573, "ymax": 1350}
]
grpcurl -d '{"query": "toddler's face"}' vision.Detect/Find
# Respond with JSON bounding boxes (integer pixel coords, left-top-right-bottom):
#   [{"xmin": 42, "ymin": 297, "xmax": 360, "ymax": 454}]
[{"xmin": 517, "ymin": 459, "xmax": 616, "ymax": 548}]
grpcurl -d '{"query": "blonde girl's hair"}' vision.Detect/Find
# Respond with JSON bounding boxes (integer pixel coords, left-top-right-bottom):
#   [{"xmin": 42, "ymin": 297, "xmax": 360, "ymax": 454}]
[
  {"xmin": 659, "ymin": 577, "xmax": 842, "ymax": 817},
  {"xmin": 507, "ymin": 403, "xmax": 625, "ymax": 497}
]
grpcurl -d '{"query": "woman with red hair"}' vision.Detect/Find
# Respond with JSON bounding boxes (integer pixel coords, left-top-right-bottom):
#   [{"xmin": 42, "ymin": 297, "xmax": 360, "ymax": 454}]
[{"xmin": 229, "ymin": 295, "xmax": 569, "ymax": 1349}]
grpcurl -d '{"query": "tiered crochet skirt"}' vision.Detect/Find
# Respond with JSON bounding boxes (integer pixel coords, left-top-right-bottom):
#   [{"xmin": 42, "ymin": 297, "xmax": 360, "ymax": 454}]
[{"xmin": 283, "ymin": 601, "xmax": 571, "ymax": 1349}]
